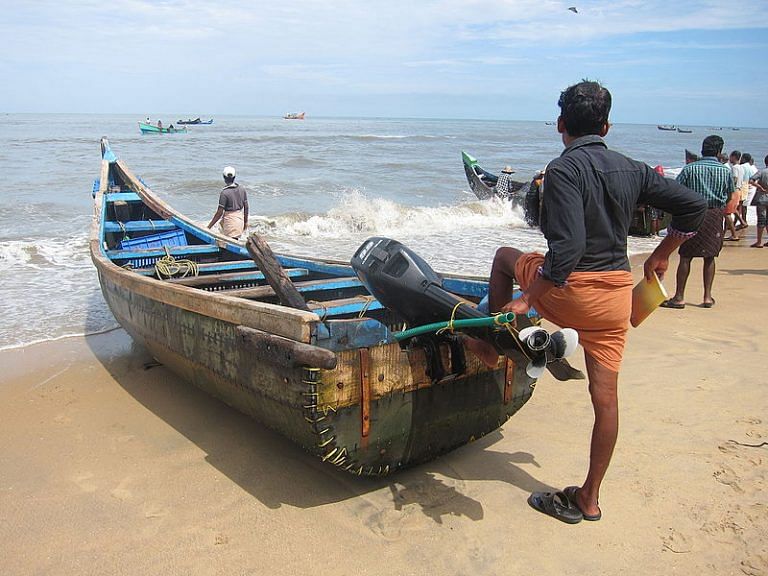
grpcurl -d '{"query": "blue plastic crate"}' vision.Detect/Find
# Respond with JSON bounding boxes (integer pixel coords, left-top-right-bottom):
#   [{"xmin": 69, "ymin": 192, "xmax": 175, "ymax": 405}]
[{"xmin": 119, "ymin": 228, "xmax": 186, "ymax": 250}]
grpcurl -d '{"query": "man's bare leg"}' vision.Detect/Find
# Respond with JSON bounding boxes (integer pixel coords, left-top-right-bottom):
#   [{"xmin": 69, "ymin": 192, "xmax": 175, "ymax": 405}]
[
  {"xmin": 488, "ymin": 247, "xmax": 524, "ymax": 312},
  {"xmin": 465, "ymin": 247, "xmax": 524, "ymax": 367},
  {"xmin": 670, "ymin": 255, "xmax": 692, "ymax": 304},
  {"xmin": 572, "ymin": 353, "xmax": 619, "ymax": 519},
  {"xmin": 702, "ymin": 256, "xmax": 716, "ymax": 305}
]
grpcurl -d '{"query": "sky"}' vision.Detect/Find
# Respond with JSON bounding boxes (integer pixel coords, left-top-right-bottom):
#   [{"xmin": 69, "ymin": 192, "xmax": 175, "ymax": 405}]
[{"xmin": 1, "ymin": 0, "xmax": 767, "ymax": 126}]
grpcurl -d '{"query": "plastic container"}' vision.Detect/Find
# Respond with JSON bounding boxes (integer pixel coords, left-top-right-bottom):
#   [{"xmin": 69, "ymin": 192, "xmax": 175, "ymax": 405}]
[{"xmin": 119, "ymin": 228, "xmax": 186, "ymax": 250}]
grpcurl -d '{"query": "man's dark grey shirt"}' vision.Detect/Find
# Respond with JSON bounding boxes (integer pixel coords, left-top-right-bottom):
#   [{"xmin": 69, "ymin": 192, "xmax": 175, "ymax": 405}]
[
  {"xmin": 540, "ymin": 135, "xmax": 706, "ymax": 286},
  {"xmin": 218, "ymin": 183, "xmax": 248, "ymax": 212}
]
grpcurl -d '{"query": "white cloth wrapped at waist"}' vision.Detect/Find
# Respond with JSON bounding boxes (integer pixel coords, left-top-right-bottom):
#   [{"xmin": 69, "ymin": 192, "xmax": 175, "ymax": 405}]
[{"xmin": 220, "ymin": 208, "xmax": 245, "ymax": 238}]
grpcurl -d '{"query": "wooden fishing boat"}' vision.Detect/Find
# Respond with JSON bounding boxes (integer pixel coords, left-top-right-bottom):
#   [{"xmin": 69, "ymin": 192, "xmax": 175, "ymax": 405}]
[
  {"xmin": 462, "ymin": 151, "xmax": 671, "ymax": 237},
  {"xmin": 462, "ymin": 151, "xmax": 529, "ymax": 201},
  {"xmin": 90, "ymin": 138, "xmax": 562, "ymax": 476},
  {"xmin": 177, "ymin": 118, "xmax": 214, "ymax": 125},
  {"xmin": 657, "ymin": 125, "xmax": 677, "ymax": 131},
  {"xmin": 676, "ymin": 127, "xmax": 693, "ymax": 134},
  {"xmin": 284, "ymin": 112, "xmax": 305, "ymax": 120},
  {"xmin": 462, "ymin": 151, "xmax": 544, "ymax": 227},
  {"xmin": 138, "ymin": 122, "xmax": 187, "ymax": 134}
]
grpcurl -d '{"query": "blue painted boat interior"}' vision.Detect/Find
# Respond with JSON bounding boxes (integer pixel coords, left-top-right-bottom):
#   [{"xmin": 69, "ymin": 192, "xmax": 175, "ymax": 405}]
[{"xmin": 95, "ymin": 147, "xmax": 489, "ymax": 352}]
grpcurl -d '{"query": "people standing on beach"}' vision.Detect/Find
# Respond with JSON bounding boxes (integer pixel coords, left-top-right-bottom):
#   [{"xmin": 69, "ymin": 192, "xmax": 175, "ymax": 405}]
[
  {"xmin": 748, "ymin": 154, "xmax": 768, "ymax": 248},
  {"xmin": 741, "ymin": 153, "xmax": 758, "ymax": 219},
  {"xmin": 661, "ymin": 135, "xmax": 735, "ymax": 309},
  {"xmin": 207, "ymin": 166, "xmax": 249, "ymax": 239},
  {"xmin": 724, "ymin": 151, "xmax": 744, "ymax": 241},
  {"xmin": 495, "ymin": 166, "xmax": 516, "ymax": 198},
  {"xmin": 464, "ymin": 80, "xmax": 707, "ymax": 524},
  {"xmin": 731, "ymin": 151, "xmax": 749, "ymax": 234}
]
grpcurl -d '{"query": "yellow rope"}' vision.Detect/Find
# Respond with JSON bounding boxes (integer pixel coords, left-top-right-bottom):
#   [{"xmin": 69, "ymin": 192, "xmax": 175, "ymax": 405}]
[
  {"xmin": 154, "ymin": 246, "xmax": 199, "ymax": 279},
  {"xmin": 436, "ymin": 302, "xmax": 465, "ymax": 335}
]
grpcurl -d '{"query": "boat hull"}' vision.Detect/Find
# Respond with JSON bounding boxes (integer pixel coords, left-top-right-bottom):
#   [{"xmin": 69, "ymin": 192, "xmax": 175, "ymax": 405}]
[
  {"xmin": 94, "ymin": 260, "xmax": 533, "ymax": 475},
  {"xmin": 138, "ymin": 122, "xmax": 187, "ymax": 134},
  {"xmin": 90, "ymin": 140, "xmax": 538, "ymax": 476}
]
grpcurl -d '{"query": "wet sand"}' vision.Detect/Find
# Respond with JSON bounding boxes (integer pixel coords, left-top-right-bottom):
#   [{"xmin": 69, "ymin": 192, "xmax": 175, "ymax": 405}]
[{"xmin": 1, "ymin": 238, "xmax": 766, "ymax": 576}]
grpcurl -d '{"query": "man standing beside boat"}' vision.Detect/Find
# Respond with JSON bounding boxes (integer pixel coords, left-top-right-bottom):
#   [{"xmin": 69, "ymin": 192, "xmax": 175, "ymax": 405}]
[
  {"xmin": 467, "ymin": 80, "xmax": 707, "ymax": 524},
  {"xmin": 207, "ymin": 166, "xmax": 249, "ymax": 239}
]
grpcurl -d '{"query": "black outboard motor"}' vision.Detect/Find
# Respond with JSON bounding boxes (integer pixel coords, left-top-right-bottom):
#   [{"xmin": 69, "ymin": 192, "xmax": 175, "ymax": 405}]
[
  {"xmin": 351, "ymin": 237, "xmax": 488, "ymax": 327},
  {"xmin": 350, "ymin": 237, "xmax": 579, "ymax": 380}
]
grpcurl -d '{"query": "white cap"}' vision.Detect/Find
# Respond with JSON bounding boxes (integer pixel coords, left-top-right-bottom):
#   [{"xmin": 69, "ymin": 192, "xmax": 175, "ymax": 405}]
[{"xmin": 223, "ymin": 166, "xmax": 236, "ymax": 178}]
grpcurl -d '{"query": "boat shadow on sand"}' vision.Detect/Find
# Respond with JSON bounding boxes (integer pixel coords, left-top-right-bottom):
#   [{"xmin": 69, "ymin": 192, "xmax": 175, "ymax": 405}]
[{"xmin": 85, "ymin": 318, "xmax": 556, "ymax": 523}]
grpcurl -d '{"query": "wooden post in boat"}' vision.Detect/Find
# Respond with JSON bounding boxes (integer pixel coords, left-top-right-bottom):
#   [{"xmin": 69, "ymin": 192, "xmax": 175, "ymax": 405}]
[{"xmin": 246, "ymin": 234, "xmax": 312, "ymax": 312}]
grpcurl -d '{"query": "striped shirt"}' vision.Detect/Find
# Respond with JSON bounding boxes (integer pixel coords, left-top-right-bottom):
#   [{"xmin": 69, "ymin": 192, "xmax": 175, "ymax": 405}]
[{"xmin": 676, "ymin": 157, "xmax": 734, "ymax": 208}]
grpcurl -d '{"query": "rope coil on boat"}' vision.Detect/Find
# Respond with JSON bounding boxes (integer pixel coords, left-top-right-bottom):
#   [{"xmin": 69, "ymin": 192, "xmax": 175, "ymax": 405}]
[{"xmin": 154, "ymin": 246, "xmax": 199, "ymax": 279}]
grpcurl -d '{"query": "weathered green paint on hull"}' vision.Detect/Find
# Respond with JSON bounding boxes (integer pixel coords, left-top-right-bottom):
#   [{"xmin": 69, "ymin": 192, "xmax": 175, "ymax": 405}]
[{"xmin": 97, "ymin": 268, "xmax": 534, "ymax": 475}]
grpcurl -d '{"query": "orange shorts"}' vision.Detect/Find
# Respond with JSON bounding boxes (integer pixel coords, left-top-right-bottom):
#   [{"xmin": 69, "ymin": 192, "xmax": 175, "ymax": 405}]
[{"xmin": 514, "ymin": 253, "xmax": 633, "ymax": 373}]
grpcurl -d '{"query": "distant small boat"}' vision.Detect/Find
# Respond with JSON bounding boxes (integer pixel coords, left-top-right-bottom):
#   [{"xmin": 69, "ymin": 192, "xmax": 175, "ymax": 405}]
[
  {"xmin": 544, "ymin": 121, "xmax": 556, "ymax": 125},
  {"xmin": 657, "ymin": 125, "xmax": 677, "ymax": 131},
  {"xmin": 177, "ymin": 118, "xmax": 213, "ymax": 125},
  {"xmin": 284, "ymin": 112, "xmax": 305, "ymax": 120},
  {"xmin": 138, "ymin": 122, "xmax": 187, "ymax": 134},
  {"xmin": 676, "ymin": 127, "xmax": 693, "ymax": 134}
]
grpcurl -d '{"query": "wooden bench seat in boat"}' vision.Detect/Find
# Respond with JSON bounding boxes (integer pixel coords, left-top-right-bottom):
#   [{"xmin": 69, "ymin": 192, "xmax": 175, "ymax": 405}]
[
  {"xmin": 165, "ymin": 267, "xmax": 309, "ymax": 286},
  {"xmin": 103, "ymin": 220, "xmax": 178, "ymax": 233},
  {"xmin": 104, "ymin": 192, "xmax": 142, "ymax": 202},
  {"xmin": 222, "ymin": 276, "xmax": 365, "ymax": 299},
  {"xmin": 132, "ymin": 259, "xmax": 261, "ymax": 276},
  {"xmin": 306, "ymin": 295, "xmax": 384, "ymax": 317},
  {"xmin": 105, "ymin": 245, "xmax": 221, "ymax": 261}
]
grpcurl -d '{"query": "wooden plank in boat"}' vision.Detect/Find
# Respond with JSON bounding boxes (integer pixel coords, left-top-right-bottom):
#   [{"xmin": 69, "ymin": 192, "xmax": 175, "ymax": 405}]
[
  {"xmin": 166, "ymin": 267, "xmax": 309, "ymax": 286},
  {"xmin": 105, "ymin": 192, "xmax": 141, "ymax": 202},
  {"xmin": 246, "ymin": 234, "xmax": 311, "ymax": 312},
  {"xmin": 103, "ymin": 220, "xmax": 178, "ymax": 233},
  {"xmin": 236, "ymin": 325, "xmax": 337, "ymax": 369},
  {"xmin": 105, "ymin": 244, "xmax": 220, "ymax": 260},
  {"xmin": 307, "ymin": 295, "xmax": 383, "ymax": 317},
  {"xmin": 133, "ymin": 259, "xmax": 260, "ymax": 276},
  {"xmin": 221, "ymin": 276, "xmax": 364, "ymax": 299}
]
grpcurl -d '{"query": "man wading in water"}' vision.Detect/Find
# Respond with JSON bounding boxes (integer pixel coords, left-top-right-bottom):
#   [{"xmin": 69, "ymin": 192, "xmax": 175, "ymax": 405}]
[{"xmin": 208, "ymin": 166, "xmax": 249, "ymax": 239}]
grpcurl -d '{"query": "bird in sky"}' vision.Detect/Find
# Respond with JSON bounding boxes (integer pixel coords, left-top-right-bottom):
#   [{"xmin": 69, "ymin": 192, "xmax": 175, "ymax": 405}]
[{"xmin": 568, "ymin": 6, "xmax": 578, "ymax": 13}]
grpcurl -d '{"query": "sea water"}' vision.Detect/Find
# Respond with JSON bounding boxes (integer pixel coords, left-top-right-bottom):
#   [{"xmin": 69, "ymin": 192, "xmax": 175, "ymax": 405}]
[{"xmin": 0, "ymin": 114, "xmax": 763, "ymax": 350}]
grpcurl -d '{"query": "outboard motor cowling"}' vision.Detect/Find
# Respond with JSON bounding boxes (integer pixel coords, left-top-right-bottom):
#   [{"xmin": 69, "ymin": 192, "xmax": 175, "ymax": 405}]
[
  {"xmin": 351, "ymin": 237, "xmax": 487, "ymax": 327},
  {"xmin": 351, "ymin": 237, "xmax": 581, "ymax": 381}
]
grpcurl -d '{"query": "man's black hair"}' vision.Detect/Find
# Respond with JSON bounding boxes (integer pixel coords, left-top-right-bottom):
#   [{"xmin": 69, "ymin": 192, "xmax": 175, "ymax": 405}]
[
  {"xmin": 701, "ymin": 135, "xmax": 724, "ymax": 157},
  {"xmin": 741, "ymin": 152, "xmax": 752, "ymax": 163},
  {"xmin": 557, "ymin": 80, "xmax": 612, "ymax": 138},
  {"xmin": 729, "ymin": 150, "xmax": 741, "ymax": 160}
]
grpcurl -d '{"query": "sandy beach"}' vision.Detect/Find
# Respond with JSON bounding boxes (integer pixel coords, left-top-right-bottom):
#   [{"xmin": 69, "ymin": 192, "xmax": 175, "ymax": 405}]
[{"xmin": 1, "ymin": 239, "xmax": 766, "ymax": 576}]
